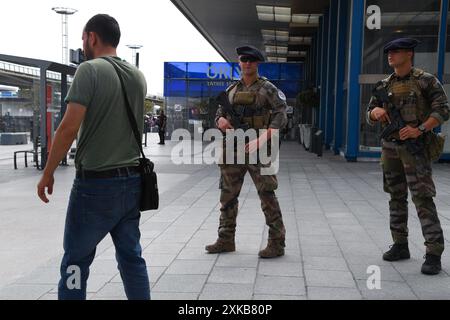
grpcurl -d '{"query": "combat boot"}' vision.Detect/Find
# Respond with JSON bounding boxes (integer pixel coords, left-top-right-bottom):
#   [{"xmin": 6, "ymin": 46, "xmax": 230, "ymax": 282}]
[
  {"xmin": 382, "ymin": 243, "xmax": 410, "ymax": 261},
  {"xmin": 258, "ymin": 240, "xmax": 285, "ymax": 258},
  {"xmin": 205, "ymin": 238, "xmax": 235, "ymax": 254},
  {"xmin": 421, "ymin": 254, "xmax": 441, "ymax": 275}
]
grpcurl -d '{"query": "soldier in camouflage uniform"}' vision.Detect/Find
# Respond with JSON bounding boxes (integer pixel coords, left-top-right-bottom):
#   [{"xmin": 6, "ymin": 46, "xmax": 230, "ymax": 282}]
[
  {"xmin": 205, "ymin": 45, "xmax": 288, "ymax": 258},
  {"xmin": 366, "ymin": 38, "xmax": 449, "ymax": 275}
]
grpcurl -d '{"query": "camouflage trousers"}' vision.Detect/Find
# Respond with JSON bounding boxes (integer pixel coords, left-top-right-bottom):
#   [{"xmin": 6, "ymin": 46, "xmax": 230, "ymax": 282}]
[
  {"xmin": 217, "ymin": 163, "xmax": 286, "ymax": 245},
  {"xmin": 382, "ymin": 141, "xmax": 444, "ymax": 256}
]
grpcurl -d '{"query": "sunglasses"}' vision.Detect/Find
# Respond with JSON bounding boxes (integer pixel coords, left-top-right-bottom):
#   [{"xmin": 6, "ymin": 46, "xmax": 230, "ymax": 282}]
[{"xmin": 239, "ymin": 56, "xmax": 259, "ymax": 63}]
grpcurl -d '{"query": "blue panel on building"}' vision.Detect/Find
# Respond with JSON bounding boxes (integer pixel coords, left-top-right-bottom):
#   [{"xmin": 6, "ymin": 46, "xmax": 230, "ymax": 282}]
[
  {"xmin": 164, "ymin": 62, "xmax": 187, "ymax": 79},
  {"xmin": 164, "ymin": 61, "xmax": 304, "ymax": 138},
  {"xmin": 164, "ymin": 62, "xmax": 304, "ymax": 99}
]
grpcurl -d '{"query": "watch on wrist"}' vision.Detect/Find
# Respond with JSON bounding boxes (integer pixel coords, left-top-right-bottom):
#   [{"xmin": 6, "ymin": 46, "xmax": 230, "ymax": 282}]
[{"xmin": 418, "ymin": 124, "xmax": 427, "ymax": 134}]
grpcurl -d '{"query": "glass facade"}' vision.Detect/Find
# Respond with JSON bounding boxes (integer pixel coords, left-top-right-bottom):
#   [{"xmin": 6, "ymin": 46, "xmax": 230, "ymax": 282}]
[
  {"xmin": 0, "ymin": 62, "xmax": 66, "ymax": 142},
  {"xmin": 164, "ymin": 62, "xmax": 304, "ymax": 137},
  {"xmin": 360, "ymin": 0, "xmax": 441, "ymax": 151},
  {"xmin": 441, "ymin": 7, "xmax": 450, "ymax": 153}
]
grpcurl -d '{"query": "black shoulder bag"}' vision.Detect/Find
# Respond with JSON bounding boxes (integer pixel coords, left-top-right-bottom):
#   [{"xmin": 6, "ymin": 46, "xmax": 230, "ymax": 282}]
[{"xmin": 101, "ymin": 57, "xmax": 159, "ymax": 211}]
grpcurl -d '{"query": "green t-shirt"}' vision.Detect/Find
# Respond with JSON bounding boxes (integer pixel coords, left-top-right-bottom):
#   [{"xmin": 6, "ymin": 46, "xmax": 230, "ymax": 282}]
[{"xmin": 65, "ymin": 56, "xmax": 147, "ymax": 171}]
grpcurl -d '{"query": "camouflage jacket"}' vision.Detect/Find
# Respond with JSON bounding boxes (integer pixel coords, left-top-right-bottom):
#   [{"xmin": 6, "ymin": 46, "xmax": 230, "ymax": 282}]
[
  {"xmin": 215, "ymin": 77, "xmax": 288, "ymax": 130},
  {"xmin": 366, "ymin": 67, "xmax": 449, "ymax": 128}
]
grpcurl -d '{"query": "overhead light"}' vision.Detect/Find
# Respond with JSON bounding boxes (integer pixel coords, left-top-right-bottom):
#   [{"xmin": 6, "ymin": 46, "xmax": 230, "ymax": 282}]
[
  {"xmin": 262, "ymin": 34, "xmax": 276, "ymax": 41},
  {"xmin": 275, "ymin": 14, "xmax": 291, "ymax": 23},
  {"xmin": 276, "ymin": 46, "xmax": 288, "ymax": 54},
  {"xmin": 299, "ymin": 51, "xmax": 307, "ymax": 57},
  {"xmin": 288, "ymin": 51, "xmax": 300, "ymax": 56},
  {"xmin": 274, "ymin": 7, "xmax": 291, "ymax": 23},
  {"xmin": 256, "ymin": 5, "xmax": 273, "ymax": 14},
  {"xmin": 291, "ymin": 14, "xmax": 321, "ymax": 25},
  {"xmin": 276, "ymin": 30, "xmax": 289, "ymax": 42},
  {"xmin": 289, "ymin": 36, "xmax": 312, "ymax": 45},
  {"xmin": 262, "ymin": 29, "xmax": 276, "ymax": 40},
  {"xmin": 291, "ymin": 14, "xmax": 309, "ymax": 24},
  {"xmin": 265, "ymin": 45, "xmax": 277, "ymax": 54},
  {"xmin": 258, "ymin": 13, "xmax": 274, "ymax": 21},
  {"xmin": 262, "ymin": 29, "xmax": 276, "ymax": 36},
  {"xmin": 257, "ymin": 5, "xmax": 292, "ymax": 23},
  {"xmin": 308, "ymin": 15, "xmax": 320, "ymax": 24},
  {"xmin": 257, "ymin": 5, "xmax": 274, "ymax": 21},
  {"xmin": 267, "ymin": 56, "xmax": 287, "ymax": 63},
  {"xmin": 274, "ymin": 7, "xmax": 291, "ymax": 15}
]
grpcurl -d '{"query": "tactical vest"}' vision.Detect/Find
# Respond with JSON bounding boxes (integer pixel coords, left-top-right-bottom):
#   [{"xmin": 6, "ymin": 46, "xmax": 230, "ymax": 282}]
[
  {"xmin": 226, "ymin": 77, "xmax": 272, "ymax": 130},
  {"xmin": 384, "ymin": 68, "xmax": 429, "ymax": 127}
]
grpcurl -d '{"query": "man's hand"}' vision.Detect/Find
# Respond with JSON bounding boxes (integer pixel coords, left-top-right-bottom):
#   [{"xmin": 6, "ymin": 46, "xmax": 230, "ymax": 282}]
[
  {"xmin": 370, "ymin": 107, "xmax": 391, "ymax": 123},
  {"xmin": 217, "ymin": 117, "xmax": 234, "ymax": 132},
  {"xmin": 35, "ymin": 102, "xmax": 85, "ymax": 204},
  {"xmin": 37, "ymin": 173, "xmax": 54, "ymax": 203},
  {"xmin": 399, "ymin": 126, "xmax": 422, "ymax": 140}
]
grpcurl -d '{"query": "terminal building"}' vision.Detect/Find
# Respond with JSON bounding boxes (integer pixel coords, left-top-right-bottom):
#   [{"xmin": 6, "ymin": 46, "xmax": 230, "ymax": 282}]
[
  {"xmin": 169, "ymin": 0, "xmax": 450, "ymax": 161},
  {"xmin": 2, "ymin": 0, "xmax": 450, "ymax": 166}
]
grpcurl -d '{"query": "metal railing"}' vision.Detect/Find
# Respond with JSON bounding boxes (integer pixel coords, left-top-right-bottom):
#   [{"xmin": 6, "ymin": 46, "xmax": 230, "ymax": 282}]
[{"xmin": 0, "ymin": 61, "xmax": 62, "ymax": 81}]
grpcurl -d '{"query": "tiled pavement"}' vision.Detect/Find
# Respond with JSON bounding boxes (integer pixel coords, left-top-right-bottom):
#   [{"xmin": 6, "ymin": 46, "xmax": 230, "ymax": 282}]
[{"xmin": 1, "ymin": 134, "xmax": 450, "ymax": 300}]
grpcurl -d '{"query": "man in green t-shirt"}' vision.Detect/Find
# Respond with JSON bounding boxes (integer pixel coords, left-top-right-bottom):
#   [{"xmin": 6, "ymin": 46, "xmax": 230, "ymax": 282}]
[{"xmin": 37, "ymin": 14, "xmax": 150, "ymax": 300}]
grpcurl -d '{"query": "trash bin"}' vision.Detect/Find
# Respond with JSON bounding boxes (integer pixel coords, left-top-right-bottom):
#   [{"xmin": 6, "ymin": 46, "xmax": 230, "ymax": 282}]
[
  {"xmin": 313, "ymin": 129, "xmax": 323, "ymax": 157},
  {"xmin": 309, "ymin": 127, "xmax": 318, "ymax": 153},
  {"xmin": 298, "ymin": 124, "xmax": 302, "ymax": 144}
]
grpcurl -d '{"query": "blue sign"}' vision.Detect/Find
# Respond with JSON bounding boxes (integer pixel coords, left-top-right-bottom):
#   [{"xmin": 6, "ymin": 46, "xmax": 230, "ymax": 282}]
[
  {"xmin": 0, "ymin": 91, "xmax": 18, "ymax": 98},
  {"xmin": 164, "ymin": 62, "xmax": 304, "ymax": 99}
]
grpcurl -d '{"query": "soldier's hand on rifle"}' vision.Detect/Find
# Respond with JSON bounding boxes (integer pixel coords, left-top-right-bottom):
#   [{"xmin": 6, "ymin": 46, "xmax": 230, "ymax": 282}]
[
  {"xmin": 217, "ymin": 117, "xmax": 234, "ymax": 132},
  {"xmin": 399, "ymin": 126, "xmax": 422, "ymax": 140},
  {"xmin": 370, "ymin": 107, "xmax": 391, "ymax": 123}
]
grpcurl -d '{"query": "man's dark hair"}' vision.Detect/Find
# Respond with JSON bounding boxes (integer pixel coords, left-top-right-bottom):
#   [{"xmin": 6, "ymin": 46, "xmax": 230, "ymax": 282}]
[{"xmin": 84, "ymin": 14, "xmax": 121, "ymax": 48}]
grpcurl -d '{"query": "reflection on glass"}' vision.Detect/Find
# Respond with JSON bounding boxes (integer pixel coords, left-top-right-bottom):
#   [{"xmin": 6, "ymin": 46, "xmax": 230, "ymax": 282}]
[
  {"xmin": 440, "ymin": 11, "xmax": 450, "ymax": 153},
  {"xmin": 164, "ymin": 62, "xmax": 304, "ymax": 138},
  {"xmin": 363, "ymin": 0, "xmax": 440, "ymax": 75},
  {"xmin": 361, "ymin": 0, "xmax": 440, "ymax": 150},
  {"xmin": 165, "ymin": 62, "xmax": 187, "ymax": 79}
]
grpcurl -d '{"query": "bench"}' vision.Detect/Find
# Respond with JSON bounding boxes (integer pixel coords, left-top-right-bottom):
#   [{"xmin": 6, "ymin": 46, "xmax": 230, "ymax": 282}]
[{"xmin": 14, "ymin": 136, "xmax": 40, "ymax": 170}]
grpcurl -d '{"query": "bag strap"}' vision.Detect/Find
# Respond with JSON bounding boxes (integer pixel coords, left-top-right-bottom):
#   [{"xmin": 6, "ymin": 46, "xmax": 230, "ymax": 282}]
[{"xmin": 100, "ymin": 57, "xmax": 147, "ymax": 160}]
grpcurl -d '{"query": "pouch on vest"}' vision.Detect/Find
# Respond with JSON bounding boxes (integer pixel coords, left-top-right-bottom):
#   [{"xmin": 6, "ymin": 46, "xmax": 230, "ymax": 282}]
[
  {"xmin": 234, "ymin": 92, "xmax": 256, "ymax": 105},
  {"xmin": 426, "ymin": 132, "xmax": 445, "ymax": 161},
  {"xmin": 253, "ymin": 115, "xmax": 265, "ymax": 129},
  {"xmin": 400, "ymin": 91, "xmax": 418, "ymax": 125}
]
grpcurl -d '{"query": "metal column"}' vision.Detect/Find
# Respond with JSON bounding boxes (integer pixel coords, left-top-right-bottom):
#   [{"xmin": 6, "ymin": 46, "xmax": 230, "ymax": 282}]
[
  {"xmin": 345, "ymin": 0, "xmax": 365, "ymax": 161},
  {"xmin": 319, "ymin": 10, "xmax": 329, "ymax": 132},
  {"xmin": 333, "ymin": 0, "xmax": 349, "ymax": 155},
  {"xmin": 39, "ymin": 67, "xmax": 48, "ymax": 168},
  {"xmin": 325, "ymin": 1, "xmax": 339, "ymax": 148}
]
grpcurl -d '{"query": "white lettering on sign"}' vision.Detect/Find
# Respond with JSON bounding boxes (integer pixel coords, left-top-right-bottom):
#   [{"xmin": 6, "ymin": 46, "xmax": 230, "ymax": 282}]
[
  {"xmin": 207, "ymin": 65, "xmax": 236, "ymax": 80},
  {"xmin": 366, "ymin": 5, "xmax": 381, "ymax": 30}
]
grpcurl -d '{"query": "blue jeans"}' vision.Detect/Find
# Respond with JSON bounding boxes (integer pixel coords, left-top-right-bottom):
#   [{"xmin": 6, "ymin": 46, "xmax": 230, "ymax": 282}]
[{"xmin": 58, "ymin": 174, "xmax": 150, "ymax": 300}]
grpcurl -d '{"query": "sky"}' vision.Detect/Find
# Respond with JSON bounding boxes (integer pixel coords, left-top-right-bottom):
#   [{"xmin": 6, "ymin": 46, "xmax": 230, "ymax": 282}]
[{"xmin": 0, "ymin": 0, "xmax": 225, "ymax": 95}]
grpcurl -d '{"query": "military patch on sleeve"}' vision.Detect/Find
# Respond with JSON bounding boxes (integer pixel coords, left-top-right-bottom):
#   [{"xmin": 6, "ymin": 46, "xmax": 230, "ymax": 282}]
[{"xmin": 278, "ymin": 90, "xmax": 286, "ymax": 101}]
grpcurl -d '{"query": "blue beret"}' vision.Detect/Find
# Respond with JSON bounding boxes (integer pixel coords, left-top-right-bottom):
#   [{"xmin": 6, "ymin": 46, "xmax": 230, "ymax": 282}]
[
  {"xmin": 236, "ymin": 45, "xmax": 265, "ymax": 62},
  {"xmin": 383, "ymin": 38, "xmax": 420, "ymax": 53}
]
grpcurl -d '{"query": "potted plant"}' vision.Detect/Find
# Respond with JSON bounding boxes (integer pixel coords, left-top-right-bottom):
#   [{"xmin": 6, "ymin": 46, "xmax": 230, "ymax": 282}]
[{"xmin": 295, "ymin": 88, "xmax": 319, "ymax": 149}]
